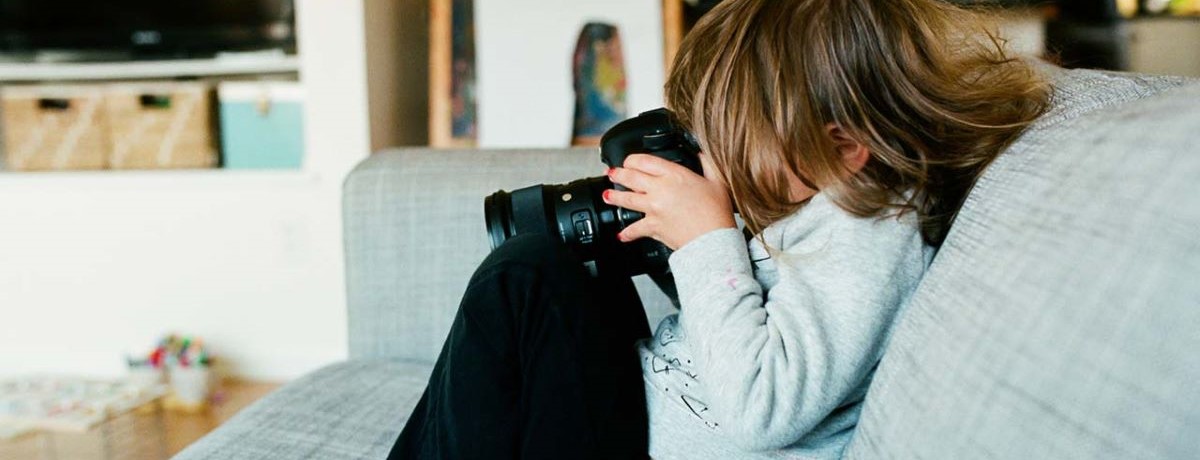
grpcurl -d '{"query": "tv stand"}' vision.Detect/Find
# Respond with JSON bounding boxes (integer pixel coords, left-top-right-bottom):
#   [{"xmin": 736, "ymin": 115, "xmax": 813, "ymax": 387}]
[
  {"xmin": 0, "ymin": 50, "xmax": 135, "ymax": 64},
  {"xmin": 0, "ymin": 53, "xmax": 299, "ymax": 83}
]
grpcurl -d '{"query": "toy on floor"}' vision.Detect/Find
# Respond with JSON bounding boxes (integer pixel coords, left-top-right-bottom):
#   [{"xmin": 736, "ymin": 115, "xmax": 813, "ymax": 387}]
[{"xmin": 130, "ymin": 334, "xmax": 215, "ymax": 413}]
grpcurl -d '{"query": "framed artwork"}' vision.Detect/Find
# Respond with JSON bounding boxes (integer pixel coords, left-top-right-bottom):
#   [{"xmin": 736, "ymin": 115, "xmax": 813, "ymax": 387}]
[
  {"xmin": 569, "ymin": 22, "xmax": 628, "ymax": 146},
  {"xmin": 663, "ymin": 0, "xmax": 684, "ymax": 74},
  {"xmin": 662, "ymin": 0, "xmax": 727, "ymax": 73},
  {"xmin": 430, "ymin": 0, "xmax": 668, "ymax": 148},
  {"xmin": 430, "ymin": 0, "xmax": 479, "ymax": 147}
]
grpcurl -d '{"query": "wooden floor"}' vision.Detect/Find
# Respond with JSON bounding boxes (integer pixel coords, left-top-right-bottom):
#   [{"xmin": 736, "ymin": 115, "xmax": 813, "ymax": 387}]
[{"xmin": 0, "ymin": 380, "xmax": 279, "ymax": 460}]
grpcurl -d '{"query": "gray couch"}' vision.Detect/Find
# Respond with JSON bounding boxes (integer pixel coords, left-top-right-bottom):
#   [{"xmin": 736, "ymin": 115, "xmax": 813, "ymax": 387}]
[{"xmin": 176, "ymin": 67, "xmax": 1200, "ymax": 459}]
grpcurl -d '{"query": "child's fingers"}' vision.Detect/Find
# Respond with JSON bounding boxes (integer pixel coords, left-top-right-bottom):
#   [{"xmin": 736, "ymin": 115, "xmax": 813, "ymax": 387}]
[
  {"xmin": 617, "ymin": 219, "xmax": 655, "ymax": 243},
  {"xmin": 608, "ymin": 167, "xmax": 656, "ymax": 192},
  {"xmin": 623, "ymin": 154, "xmax": 688, "ymax": 177},
  {"xmin": 602, "ymin": 189, "xmax": 649, "ymax": 213}
]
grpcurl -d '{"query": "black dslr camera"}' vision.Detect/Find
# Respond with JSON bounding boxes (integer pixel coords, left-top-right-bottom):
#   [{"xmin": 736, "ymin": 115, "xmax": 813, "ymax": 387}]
[{"xmin": 484, "ymin": 108, "xmax": 702, "ymax": 278}]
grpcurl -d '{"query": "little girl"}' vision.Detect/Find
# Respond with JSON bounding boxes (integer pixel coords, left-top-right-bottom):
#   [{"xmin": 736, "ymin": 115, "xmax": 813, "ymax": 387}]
[
  {"xmin": 609, "ymin": 0, "xmax": 1048, "ymax": 457},
  {"xmin": 391, "ymin": 0, "xmax": 1049, "ymax": 458}
]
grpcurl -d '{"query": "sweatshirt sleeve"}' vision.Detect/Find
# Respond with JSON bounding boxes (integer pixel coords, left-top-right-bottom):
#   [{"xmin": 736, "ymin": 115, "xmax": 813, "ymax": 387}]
[{"xmin": 668, "ymin": 217, "xmax": 925, "ymax": 451}]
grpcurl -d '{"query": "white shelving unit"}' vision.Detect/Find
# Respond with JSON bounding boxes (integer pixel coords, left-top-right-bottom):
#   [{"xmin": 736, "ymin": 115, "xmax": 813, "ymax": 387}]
[
  {"xmin": 0, "ymin": 55, "xmax": 300, "ymax": 82},
  {"xmin": 0, "ymin": 0, "xmax": 428, "ymax": 381},
  {"xmin": 0, "ymin": 52, "xmax": 303, "ymax": 179},
  {"xmin": 0, "ymin": 54, "xmax": 310, "ymax": 184},
  {"xmin": 0, "ymin": 55, "xmax": 303, "ymax": 182},
  {"xmin": 0, "ymin": 169, "xmax": 319, "ymax": 189}
]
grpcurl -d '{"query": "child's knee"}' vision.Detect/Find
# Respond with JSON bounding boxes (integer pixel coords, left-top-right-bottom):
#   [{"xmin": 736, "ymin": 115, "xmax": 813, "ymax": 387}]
[{"xmin": 480, "ymin": 233, "xmax": 571, "ymax": 273}]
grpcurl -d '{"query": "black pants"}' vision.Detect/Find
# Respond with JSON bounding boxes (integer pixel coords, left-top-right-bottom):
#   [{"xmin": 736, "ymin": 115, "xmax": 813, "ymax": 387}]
[{"xmin": 388, "ymin": 234, "xmax": 652, "ymax": 459}]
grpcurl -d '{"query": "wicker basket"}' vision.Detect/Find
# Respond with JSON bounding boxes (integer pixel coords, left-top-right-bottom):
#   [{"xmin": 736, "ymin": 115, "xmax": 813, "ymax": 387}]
[
  {"xmin": 105, "ymin": 82, "xmax": 219, "ymax": 169},
  {"xmin": 1, "ymin": 85, "xmax": 111, "ymax": 171}
]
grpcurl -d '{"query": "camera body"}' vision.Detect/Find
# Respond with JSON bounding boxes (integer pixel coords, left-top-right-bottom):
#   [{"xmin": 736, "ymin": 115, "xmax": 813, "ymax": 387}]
[
  {"xmin": 598, "ymin": 108, "xmax": 703, "ymax": 183},
  {"xmin": 484, "ymin": 108, "xmax": 702, "ymax": 278}
]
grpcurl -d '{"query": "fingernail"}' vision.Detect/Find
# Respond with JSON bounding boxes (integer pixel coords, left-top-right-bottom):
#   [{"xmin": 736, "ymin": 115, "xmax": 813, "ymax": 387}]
[
  {"xmin": 603, "ymin": 190, "xmax": 612, "ymax": 202},
  {"xmin": 617, "ymin": 233, "xmax": 628, "ymax": 242},
  {"xmin": 606, "ymin": 167, "xmax": 616, "ymax": 176}
]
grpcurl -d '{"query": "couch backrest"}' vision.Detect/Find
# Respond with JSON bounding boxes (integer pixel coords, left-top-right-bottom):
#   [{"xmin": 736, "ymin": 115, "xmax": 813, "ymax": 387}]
[
  {"xmin": 343, "ymin": 148, "xmax": 676, "ymax": 364},
  {"xmin": 845, "ymin": 70, "xmax": 1200, "ymax": 458}
]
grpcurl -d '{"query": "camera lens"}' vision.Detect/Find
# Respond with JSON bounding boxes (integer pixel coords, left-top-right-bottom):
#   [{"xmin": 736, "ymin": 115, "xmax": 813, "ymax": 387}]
[
  {"xmin": 483, "ymin": 176, "xmax": 671, "ymax": 278},
  {"xmin": 483, "ymin": 190, "xmax": 516, "ymax": 251},
  {"xmin": 484, "ymin": 184, "xmax": 555, "ymax": 250},
  {"xmin": 483, "ymin": 108, "xmax": 700, "ymax": 280}
]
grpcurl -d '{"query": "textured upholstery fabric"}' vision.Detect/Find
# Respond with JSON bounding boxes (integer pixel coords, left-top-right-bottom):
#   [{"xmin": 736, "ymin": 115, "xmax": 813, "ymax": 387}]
[
  {"xmin": 174, "ymin": 361, "xmax": 431, "ymax": 459},
  {"xmin": 342, "ymin": 148, "xmax": 677, "ymax": 364},
  {"xmin": 844, "ymin": 71, "xmax": 1200, "ymax": 458}
]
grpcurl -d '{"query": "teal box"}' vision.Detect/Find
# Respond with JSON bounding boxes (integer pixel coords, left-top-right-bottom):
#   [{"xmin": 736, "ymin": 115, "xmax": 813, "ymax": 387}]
[{"xmin": 218, "ymin": 82, "xmax": 305, "ymax": 169}]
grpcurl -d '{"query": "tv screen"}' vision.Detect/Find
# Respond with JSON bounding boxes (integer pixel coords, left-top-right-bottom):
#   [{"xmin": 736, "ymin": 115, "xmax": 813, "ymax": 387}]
[{"xmin": 0, "ymin": 0, "xmax": 294, "ymax": 57}]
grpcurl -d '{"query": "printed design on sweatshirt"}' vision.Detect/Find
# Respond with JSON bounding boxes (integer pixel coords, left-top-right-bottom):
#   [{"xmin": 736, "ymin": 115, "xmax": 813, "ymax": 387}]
[
  {"xmin": 681, "ymin": 395, "xmax": 719, "ymax": 429},
  {"xmin": 657, "ymin": 322, "xmax": 682, "ymax": 347},
  {"xmin": 650, "ymin": 355, "xmax": 697, "ymax": 379},
  {"xmin": 650, "ymin": 355, "xmax": 680, "ymax": 374},
  {"xmin": 722, "ymin": 267, "xmax": 740, "ymax": 290},
  {"xmin": 640, "ymin": 314, "xmax": 716, "ymax": 430}
]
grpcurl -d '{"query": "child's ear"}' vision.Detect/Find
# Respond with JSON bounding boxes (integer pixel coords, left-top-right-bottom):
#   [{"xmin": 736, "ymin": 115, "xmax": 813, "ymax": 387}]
[{"xmin": 826, "ymin": 124, "xmax": 870, "ymax": 173}]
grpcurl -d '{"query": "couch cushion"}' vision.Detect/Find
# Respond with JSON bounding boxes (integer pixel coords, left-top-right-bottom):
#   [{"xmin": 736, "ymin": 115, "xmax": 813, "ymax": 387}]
[
  {"xmin": 844, "ymin": 70, "xmax": 1200, "ymax": 458},
  {"xmin": 174, "ymin": 360, "xmax": 431, "ymax": 460}
]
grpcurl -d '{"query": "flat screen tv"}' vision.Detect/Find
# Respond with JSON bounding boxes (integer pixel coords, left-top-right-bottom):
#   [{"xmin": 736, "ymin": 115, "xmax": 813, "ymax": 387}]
[{"xmin": 0, "ymin": 0, "xmax": 295, "ymax": 59}]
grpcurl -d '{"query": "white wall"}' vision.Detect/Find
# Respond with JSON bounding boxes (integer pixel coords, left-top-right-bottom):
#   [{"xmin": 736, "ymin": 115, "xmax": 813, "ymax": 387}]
[
  {"xmin": 0, "ymin": 0, "xmax": 376, "ymax": 382},
  {"xmin": 997, "ymin": 10, "xmax": 1047, "ymax": 57},
  {"xmin": 475, "ymin": 0, "xmax": 664, "ymax": 147},
  {"xmin": 0, "ymin": 174, "xmax": 346, "ymax": 381},
  {"xmin": 1130, "ymin": 18, "xmax": 1200, "ymax": 77}
]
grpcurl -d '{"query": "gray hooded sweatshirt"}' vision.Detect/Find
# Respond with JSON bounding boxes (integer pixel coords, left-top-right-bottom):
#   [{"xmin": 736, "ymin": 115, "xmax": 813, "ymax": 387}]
[{"xmin": 638, "ymin": 192, "xmax": 934, "ymax": 459}]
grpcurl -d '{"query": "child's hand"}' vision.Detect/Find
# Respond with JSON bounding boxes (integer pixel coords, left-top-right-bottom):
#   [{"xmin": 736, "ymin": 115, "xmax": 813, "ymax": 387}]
[{"xmin": 603, "ymin": 153, "xmax": 736, "ymax": 250}]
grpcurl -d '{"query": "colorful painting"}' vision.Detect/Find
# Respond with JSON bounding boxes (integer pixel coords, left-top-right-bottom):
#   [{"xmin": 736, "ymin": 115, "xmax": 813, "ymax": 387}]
[
  {"xmin": 571, "ymin": 22, "xmax": 627, "ymax": 146},
  {"xmin": 471, "ymin": 0, "xmax": 663, "ymax": 147},
  {"xmin": 451, "ymin": 0, "xmax": 478, "ymax": 141}
]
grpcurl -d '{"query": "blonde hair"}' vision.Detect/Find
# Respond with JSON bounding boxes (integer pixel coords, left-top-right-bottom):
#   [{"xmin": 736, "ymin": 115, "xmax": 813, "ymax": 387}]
[{"xmin": 665, "ymin": 0, "xmax": 1051, "ymax": 245}]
